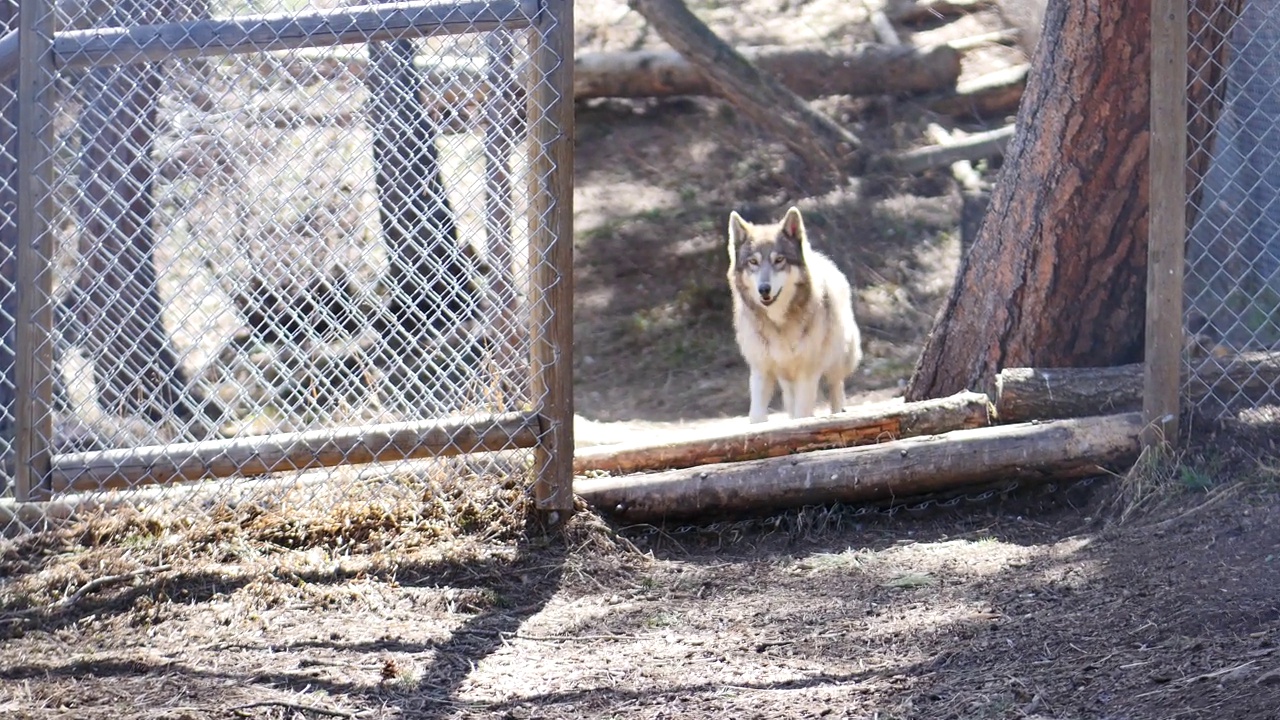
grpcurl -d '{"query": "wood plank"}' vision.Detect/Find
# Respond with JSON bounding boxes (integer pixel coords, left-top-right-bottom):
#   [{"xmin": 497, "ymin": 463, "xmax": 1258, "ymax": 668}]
[
  {"xmin": 49, "ymin": 0, "xmax": 535, "ymax": 70},
  {"xmin": 1146, "ymin": 0, "xmax": 1188, "ymax": 447},
  {"xmin": 13, "ymin": 0, "xmax": 58, "ymax": 503},
  {"xmin": 526, "ymin": 0, "xmax": 575, "ymax": 516},
  {"xmin": 578, "ymin": 414, "xmax": 1143, "ymax": 523},
  {"xmin": 45, "ymin": 412, "xmax": 541, "ymax": 495},
  {"xmin": 574, "ymin": 392, "xmax": 992, "ymax": 475}
]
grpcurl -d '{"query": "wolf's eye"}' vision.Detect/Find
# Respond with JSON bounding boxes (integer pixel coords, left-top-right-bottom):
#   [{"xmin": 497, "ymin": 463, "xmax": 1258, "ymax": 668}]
[
  {"xmin": 772, "ymin": 255, "xmax": 786, "ymax": 268},
  {"xmin": 747, "ymin": 256, "xmax": 760, "ymax": 268}
]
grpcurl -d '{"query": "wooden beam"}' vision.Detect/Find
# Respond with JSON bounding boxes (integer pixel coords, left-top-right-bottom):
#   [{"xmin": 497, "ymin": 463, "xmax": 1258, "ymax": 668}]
[
  {"xmin": 45, "ymin": 412, "xmax": 541, "ymax": 496},
  {"xmin": 45, "ymin": 0, "xmax": 535, "ymax": 71},
  {"xmin": 13, "ymin": 0, "xmax": 58, "ymax": 503},
  {"xmin": 1146, "ymin": 0, "xmax": 1188, "ymax": 447},
  {"xmin": 526, "ymin": 0, "xmax": 575, "ymax": 516},
  {"xmin": 574, "ymin": 392, "xmax": 992, "ymax": 475},
  {"xmin": 578, "ymin": 413, "xmax": 1143, "ymax": 522}
]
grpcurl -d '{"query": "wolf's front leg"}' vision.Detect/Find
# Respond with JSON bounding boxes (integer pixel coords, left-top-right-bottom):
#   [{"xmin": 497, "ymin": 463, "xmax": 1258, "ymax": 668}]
[
  {"xmin": 790, "ymin": 375, "xmax": 820, "ymax": 419},
  {"xmin": 779, "ymin": 379, "xmax": 795, "ymax": 417},
  {"xmin": 825, "ymin": 369, "xmax": 847, "ymax": 414},
  {"xmin": 748, "ymin": 368, "xmax": 776, "ymax": 424}
]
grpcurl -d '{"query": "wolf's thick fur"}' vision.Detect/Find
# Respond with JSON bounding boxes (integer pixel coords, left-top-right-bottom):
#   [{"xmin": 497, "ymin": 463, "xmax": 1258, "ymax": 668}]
[{"xmin": 727, "ymin": 206, "xmax": 862, "ymax": 423}]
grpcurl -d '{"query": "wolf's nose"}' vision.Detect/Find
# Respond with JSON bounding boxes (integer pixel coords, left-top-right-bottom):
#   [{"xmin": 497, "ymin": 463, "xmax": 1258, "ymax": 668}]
[{"xmin": 758, "ymin": 282, "xmax": 771, "ymax": 297}]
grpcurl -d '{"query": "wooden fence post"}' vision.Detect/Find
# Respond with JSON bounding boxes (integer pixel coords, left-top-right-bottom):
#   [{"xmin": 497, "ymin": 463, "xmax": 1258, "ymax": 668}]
[
  {"xmin": 1145, "ymin": 0, "xmax": 1188, "ymax": 449},
  {"xmin": 13, "ymin": 0, "xmax": 57, "ymax": 502},
  {"xmin": 527, "ymin": 0, "xmax": 574, "ymax": 517}
]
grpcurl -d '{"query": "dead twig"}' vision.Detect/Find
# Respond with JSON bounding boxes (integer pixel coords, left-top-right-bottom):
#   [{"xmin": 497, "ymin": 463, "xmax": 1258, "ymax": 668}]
[
  {"xmin": 229, "ymin": 699, "xmax": 357, "ymax": 718},
  {"xmin": 55, "ymin": 564, "xmax": 173, "ymax": 610},
  {"xmin": 1, "ymin": 564, "xmax": 172, "ymax": 620}
]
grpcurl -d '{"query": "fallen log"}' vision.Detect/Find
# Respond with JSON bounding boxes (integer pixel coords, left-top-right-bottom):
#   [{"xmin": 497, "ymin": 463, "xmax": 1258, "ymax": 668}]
[
  {"xmin": 879, "ymin": 123, "xmax": 1014, "ymax": 174},
  {"xmin": 927, "ymin": 64, "xmax": 1029, "ymax": 118},
  {"xmin": 993, "ymin": 352, "xmax": 1280, "ymax": 423},
  {"xmin": 573, "ymin": 43, "xmax": 962, "ymax": 101},
  {"xmin": 574, "ymin": 391, "xmax": 992, "ymax": 475},
  {"xmin": 577, "ymin": 413, "xmax": 1142, "ymax": 522},
  {"xmin": 890, "ymin": 0, "xmax": 997, "ymax": 23}
]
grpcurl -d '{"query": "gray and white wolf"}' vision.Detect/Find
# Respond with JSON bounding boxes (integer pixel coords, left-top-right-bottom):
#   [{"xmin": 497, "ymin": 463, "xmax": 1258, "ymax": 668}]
[{"xmin": 727, "ymin": 206, "xmax": 862, "ymax": 423}]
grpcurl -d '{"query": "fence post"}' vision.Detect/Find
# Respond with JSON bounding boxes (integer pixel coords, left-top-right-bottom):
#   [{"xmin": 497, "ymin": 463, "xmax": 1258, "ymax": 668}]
[
  {"xmin": 1145, "ymin": 0, "xmax": 1188, "ymax": 449},
  {"xmin": 13, "ymin": 0, "xmax": 56, "ymax": 501},
  {"xmin": 527, "ymin": 0, "xmax": 574, "ymax": 517}
]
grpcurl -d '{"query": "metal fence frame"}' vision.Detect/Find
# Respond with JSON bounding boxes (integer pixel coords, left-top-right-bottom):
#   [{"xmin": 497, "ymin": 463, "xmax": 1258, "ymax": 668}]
[{"xmin": 3, "ymin": 0, "xmax": 574, "ymax": 517}]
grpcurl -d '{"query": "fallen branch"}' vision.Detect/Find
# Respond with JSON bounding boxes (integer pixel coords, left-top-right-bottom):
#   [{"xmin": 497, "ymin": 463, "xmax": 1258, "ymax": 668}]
[
  {"xmin": 574, "ymin": 391, "xmax": 992, "ymax": 475},
  {"xmin": 578, "ymin": 413, "xmax": 1143, "ymax": 522},
  {"xmin": 574, "ymin": 43, "xmax": 963, "ymax": 101},
  {"xmin": 56, "ymin": 565, "xmax": 173, "ymax": 610},
  {"xmin": 925, "ymin": 123, "xmax": 986, "ymax": 191},
  {"xmin": 927, "ymin": 64, "xmax": 1029, "ymax": 118},
  {"xmin": 869, "ymin": 9, "xmax": 903, "ymax": 46},
  {"xmin": 945, "ymin": 29, "xmax": 1021, "ymax": 52},
  {"xmin": 879, "ymin": 123, "xmax": 1014, "ymax": 174},
  {"xmin": 890, "ymin": 0, "xmax": 997, "ymax": 23},
  {"xmin": 926, "ymin": 123, "xmax": 990, "ymax": 250},
  {"xmin": 230, "ymin": 700, "xmax": 356, "ymax": 718},
  {"xmin": 1, "ymin": 565, "xmax": 174, "ymax": 619}
]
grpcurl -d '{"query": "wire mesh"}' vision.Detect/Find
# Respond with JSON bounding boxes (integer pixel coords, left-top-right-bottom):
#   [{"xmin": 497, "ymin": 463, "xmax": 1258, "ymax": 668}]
[
  {"xmin": 1, "ymin": 0, "xmax": 571, "ymax": 536},
  {"xmin": 1184, "ymin": 0, "xmax": 1280, "ymax": 416}
]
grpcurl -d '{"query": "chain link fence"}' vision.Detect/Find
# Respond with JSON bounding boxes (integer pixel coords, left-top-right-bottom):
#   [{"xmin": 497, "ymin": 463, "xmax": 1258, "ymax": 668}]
[
  {"xmin": 1184, "ymin": 0, "xmax": 1280, "ymax": 416},
  {"xmin": 1, "ymin": 0, "xmax": 574, "ymax": 536}
]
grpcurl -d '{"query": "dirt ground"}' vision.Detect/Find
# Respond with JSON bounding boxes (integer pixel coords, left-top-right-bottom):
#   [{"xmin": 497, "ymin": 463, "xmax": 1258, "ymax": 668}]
[
  {"xmin": 5, "ymin": 2, "xmax": 1280, "ymax": 719},
  {"xmin": 2, "ymin": 421, "xmax": 1279, "ymax": 720}
]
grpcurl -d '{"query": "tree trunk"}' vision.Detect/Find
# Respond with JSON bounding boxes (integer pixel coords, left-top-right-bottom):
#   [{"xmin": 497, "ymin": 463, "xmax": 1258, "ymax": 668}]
[
  {"xmin": 905, "ymin": 0, "xmax": 1152, "ymax": 401},
  {"xmin": 364, "ymin": 38, "xmax": 485, "ymax": 413},
  {"xmin": 65, "ymin": 0, "xmax": 219, "ymax": 432},
  {"xmin": 627, "ymin": 0, "xmax": 863, "ymax": 177}
]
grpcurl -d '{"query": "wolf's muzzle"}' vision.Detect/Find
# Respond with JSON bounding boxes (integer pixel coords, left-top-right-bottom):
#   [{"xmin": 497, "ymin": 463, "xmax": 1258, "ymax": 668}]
[{"xmin": 758, "ymin": 282, "xmax": 775, "ymax": 305}]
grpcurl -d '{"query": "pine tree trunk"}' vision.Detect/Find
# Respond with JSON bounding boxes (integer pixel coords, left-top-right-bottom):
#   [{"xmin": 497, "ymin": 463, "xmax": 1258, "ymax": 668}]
[
  {"xmin": 906, "ymin": 0, "xmax": 1152, "ymax": 400},
  {"xmin": 67, "ymin": 0, "xmax": 219, "ymax": 432}
]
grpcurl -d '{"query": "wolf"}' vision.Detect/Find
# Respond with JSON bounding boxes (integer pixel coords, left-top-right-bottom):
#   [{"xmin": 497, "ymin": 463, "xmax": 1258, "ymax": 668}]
[{"xmin": 727, "ymin": 206, "xmax": 862, "ymax": 424}]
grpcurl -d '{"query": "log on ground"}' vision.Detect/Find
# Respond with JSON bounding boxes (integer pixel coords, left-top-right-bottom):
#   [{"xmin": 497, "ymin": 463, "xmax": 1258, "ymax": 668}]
[
  {"xmin": 574, "ymin": 391, "xmax": 992, "ymax": 475},
  {"xmin": 577, "ymin": 413, "xmax": 1142, "ymax": 522},
  {"xmin": 574, "ymin": 43, "xmax": 962, "ymax": 101},
  {"xmin": 993, "ymin": 351, "xmax": 1280, "ymax": 423},
  {"xmin": 926, "ymin": 64, "xmax": 1028, "ymax": 118}
]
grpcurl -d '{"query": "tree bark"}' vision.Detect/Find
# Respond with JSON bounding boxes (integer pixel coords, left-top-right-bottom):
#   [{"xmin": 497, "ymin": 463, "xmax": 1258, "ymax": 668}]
[
  {"xmin": 627, "ymin": 0, "xmax": 863, "ymax": 176},
  {"xmin": 905, "ymin": 0, "xmax": 1151, "ymax": 401},
  {"xmin": 574, "ymin": 392, "xmax": 991, "ymax": 475},
  {"xmin": 578, "ymin": 413, "xmax": 1142, "ymax": 522},
  {"xmin": 364, "ymin": 38, "xmax": 486, "ymax": 413},
  {"xmin": 65, "ymin": 0, "xmax": 219, "ymax": 432}
]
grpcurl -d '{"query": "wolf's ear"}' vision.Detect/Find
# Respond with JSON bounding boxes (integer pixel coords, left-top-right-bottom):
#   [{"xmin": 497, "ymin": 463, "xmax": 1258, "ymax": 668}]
[
  {"xmin": 727, "ymin": 211, "xmax": 751, "ymax": 261},
  {"xmin": 780, "ymin": 206, "xmax": 806, "ymax": 241}
]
